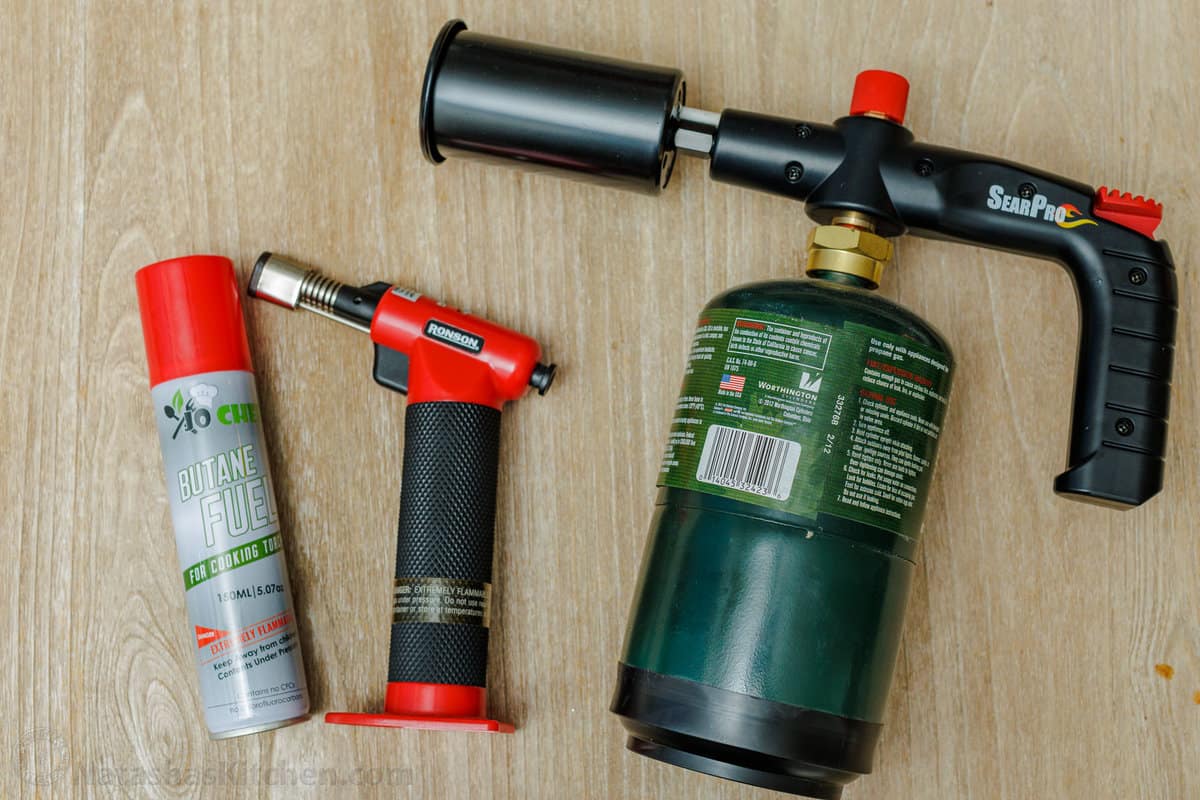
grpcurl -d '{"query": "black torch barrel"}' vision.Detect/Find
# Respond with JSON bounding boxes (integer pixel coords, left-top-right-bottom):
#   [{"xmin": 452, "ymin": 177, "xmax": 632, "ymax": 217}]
[{"xmin": 420, "ymin": 20, "xmax": 685, "ymax": 194}]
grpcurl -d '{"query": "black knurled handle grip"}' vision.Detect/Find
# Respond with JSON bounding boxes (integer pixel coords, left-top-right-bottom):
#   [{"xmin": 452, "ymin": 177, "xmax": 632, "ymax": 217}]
[{"xmin": 388, "ymin": 401, "xmax": 501, "ymax": 688}]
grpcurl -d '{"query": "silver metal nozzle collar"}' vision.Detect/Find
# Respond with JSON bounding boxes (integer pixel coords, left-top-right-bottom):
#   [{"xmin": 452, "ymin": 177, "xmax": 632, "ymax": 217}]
[{"xmin": 249, "ymin": 253, "xmax": 309, "ymax": 309}]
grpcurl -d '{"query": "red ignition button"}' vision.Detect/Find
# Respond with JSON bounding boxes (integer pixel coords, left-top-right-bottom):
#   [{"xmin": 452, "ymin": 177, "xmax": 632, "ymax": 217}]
[{"xmin": 849, "ymin": 70, "xmax": 910, "ymax": 125}]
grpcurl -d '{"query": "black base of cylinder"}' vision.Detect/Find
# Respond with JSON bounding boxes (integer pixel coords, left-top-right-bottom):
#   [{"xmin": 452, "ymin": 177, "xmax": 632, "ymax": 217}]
[
  {"xmin": 610, "ymin": 664, "xmax": 882, "ymax": 799},
  {"xmin": 627, "ymin": 738, "xmax": 841, "ymax": 799}
]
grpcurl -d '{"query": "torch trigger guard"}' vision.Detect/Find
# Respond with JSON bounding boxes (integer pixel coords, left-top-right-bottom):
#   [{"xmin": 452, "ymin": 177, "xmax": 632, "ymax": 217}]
[{"xmin": 373, "ymin": 344, "xmax": 410, "ymax": 395}]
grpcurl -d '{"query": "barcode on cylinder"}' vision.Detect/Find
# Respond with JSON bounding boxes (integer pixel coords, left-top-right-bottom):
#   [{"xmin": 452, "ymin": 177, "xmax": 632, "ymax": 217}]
[{"xmin": 696, "ymin": 424, "xmax": 800, "ymax": 501}]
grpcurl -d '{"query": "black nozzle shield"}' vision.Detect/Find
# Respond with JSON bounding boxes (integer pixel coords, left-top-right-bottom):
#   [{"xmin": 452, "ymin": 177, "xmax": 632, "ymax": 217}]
[{"xmin": 420, "ymin": 20, "xmax": 684, "ymax": 194}]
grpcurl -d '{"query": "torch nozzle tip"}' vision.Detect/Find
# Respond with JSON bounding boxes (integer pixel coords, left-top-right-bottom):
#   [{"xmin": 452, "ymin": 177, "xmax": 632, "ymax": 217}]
[
  {"xmin": 247, "ymin": 252, "xmax": 309, "ymax": 310},
  {"xmin": 248, "ymin": 251, "xmax": 273, "ymax": 297}
]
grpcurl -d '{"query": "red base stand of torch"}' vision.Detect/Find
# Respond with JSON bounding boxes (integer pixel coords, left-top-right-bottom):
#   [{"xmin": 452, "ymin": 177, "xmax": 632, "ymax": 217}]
[{"xmin": 324, "ymin": 682, "xmax": 514, "ymax": 733}]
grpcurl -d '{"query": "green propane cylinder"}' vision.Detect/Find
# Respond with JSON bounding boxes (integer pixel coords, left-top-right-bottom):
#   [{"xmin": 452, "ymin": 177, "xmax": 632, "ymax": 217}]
[{"xmin": 611, "ymin": 239, "xmax": 954, "ymax": 799}]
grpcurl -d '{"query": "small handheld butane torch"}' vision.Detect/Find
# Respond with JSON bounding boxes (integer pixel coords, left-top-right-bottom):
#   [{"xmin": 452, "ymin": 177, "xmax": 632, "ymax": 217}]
[{"xmin": 249, "ymin": 252, "xmax": 555, "ymax": 733}]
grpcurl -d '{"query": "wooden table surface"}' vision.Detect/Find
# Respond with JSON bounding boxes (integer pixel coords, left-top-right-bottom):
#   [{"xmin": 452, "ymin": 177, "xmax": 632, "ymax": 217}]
[{"xmin": 4, "ymin": 1, "xmax": 1197, "ymax": 798}]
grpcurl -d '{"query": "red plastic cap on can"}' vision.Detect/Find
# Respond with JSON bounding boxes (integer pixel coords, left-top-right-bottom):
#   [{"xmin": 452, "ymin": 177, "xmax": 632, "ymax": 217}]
[
  {"xmin": 849, "ymin": 70, "xmax": 910, "ymax": 125},
  {"xmin": 135, "ymin": 255, "xmax": 253, "ymax": 387}
]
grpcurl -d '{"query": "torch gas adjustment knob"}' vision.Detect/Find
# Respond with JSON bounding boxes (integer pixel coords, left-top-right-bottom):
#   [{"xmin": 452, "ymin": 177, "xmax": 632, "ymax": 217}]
[
  {"xmin": 529, "ymin": 362, "xmax": 557, "ymax": 395},
  {"xmin": 849, "ymin": 70, "xmax": 910, "ymax": 125}
]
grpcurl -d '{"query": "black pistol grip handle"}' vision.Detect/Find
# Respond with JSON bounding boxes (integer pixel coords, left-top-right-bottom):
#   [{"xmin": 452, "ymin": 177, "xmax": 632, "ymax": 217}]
[
  {"xmin": 1052, "ymin": 233, "xmax": 1176, "ymax": 506},
  {"xmin": 388, "ymin": 401, "xmax": 502, "ymax": 687},
  {"xmin": 889, "ymin": 154, "xmax": 1178, "ymax": 507}
]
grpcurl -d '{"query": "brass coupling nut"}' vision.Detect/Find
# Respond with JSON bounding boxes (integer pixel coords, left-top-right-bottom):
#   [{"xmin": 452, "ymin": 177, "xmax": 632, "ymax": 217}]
[{"xmin": 805, "ymin": 224, "xmax": 894, "ymax": 286}]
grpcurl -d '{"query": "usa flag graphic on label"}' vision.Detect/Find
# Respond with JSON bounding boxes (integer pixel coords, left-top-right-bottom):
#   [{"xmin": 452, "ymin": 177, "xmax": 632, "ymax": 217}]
[{"xmin": 719, "ymin": 373, "xmax": 746, "ymax": 392}]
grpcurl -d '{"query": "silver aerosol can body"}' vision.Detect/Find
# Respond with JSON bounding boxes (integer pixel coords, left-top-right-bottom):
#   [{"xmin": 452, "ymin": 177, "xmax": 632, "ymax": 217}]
[{"xmin": 137, "ymin": 255, "xmax": 309, "ymax": 738}]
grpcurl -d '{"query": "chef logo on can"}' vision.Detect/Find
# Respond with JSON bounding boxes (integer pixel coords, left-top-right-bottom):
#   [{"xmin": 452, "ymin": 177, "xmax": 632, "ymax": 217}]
[{"xmin": 162, "ymin": 383, "xmax": 218, "ymax": 439}]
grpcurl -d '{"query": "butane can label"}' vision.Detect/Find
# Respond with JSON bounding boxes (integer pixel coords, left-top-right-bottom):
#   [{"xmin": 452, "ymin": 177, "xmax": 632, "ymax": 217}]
[
  {"xmin": 659, "ymin": 309, "xmax": 952, "ymax": 539},
  {"xmin": 151, "ymin": 369, "xmax": 309, "ymax": 736}
]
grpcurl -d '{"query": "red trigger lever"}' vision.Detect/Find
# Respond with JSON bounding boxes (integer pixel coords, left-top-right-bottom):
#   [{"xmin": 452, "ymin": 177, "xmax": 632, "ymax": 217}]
[{"xmin": 1093, "ymin": 186, "xmax": 1163, "ymax": 238}]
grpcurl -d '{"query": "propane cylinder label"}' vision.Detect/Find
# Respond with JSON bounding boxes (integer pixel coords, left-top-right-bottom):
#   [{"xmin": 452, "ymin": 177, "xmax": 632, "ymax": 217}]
[
  {"xmin": 658, "ymin": 309, "xmax": 952, "ymax": 539},
  {"xmin": 151, "ymin": 370, "xmax": 309, "ymax": 736}
]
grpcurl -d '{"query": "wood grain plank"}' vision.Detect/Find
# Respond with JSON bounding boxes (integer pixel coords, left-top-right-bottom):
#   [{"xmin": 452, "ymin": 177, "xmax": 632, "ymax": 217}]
[{"xmin": 2, "ymin": 1, "xmax": 1197, "ymax": 798}]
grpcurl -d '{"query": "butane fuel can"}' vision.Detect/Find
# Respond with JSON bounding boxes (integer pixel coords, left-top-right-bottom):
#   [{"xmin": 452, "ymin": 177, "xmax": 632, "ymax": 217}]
[{"xmin": 136, "ymin": 255, "xmax": 309, "ymax": 738}]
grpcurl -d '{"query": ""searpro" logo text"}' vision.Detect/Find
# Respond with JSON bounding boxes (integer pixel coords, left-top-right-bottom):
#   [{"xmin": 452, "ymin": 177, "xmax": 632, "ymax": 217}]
[{"xmin": 986, "ymin": 184, "xmax": 1097, "ymax": 229}]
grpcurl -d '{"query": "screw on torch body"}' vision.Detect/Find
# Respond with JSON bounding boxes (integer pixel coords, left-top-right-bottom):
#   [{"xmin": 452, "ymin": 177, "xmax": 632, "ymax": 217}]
[
  {"xmin": 248, "ymin": 252, "xmax": 556, "ymax": 401},
  {"xmin": 247, "ymin": 249, "xmax": 555, "ymax": 735}
]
